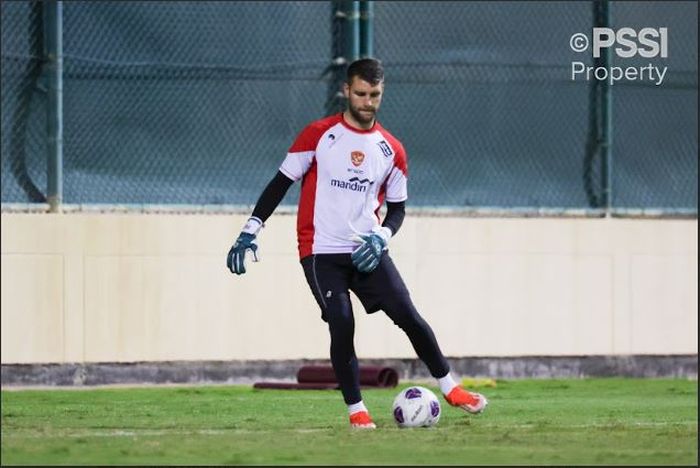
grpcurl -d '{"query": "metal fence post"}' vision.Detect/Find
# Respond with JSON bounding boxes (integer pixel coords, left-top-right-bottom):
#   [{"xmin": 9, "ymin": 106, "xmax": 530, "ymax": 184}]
[
  {"xmin": 584, "ymin": 0, "xmax": 613, "ymax": 214},
  {"xmin": 43, "ymin": 1, "xmax": 63, "ymax": 213},
  {"xmin": 344, "ymin": 1, "xmax": 360, "ymax": 62},
  {"xmin": 326, "ymin": 1, "xmax": 361, "ymax": 116},
  {"xmin": 359, "ymin": 1, "xmax": 373, "ymax": 58},
  {"xmin": 597, "ymin": 0, "xmax": 613, "ymax": 214}
]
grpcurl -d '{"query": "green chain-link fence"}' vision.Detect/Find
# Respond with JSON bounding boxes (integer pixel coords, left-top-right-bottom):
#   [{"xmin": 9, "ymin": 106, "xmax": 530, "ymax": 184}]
[
  {"xmin": 2, "ymin": 1, "xmax": 330, "ymax": 206},
  {"xmin": 2, "ymin": 1, "xmax": 47, "ymax": 203},
  {"xmin": 1, "ymin": 1, "xmax": 697, "ymax": 212},
  {"xmin": 375, "ymin": 1, "xmax": 597, "ymax": 208},
  {"xmin": 607, "ymin": 2, "xmax": 697, "ymax": 210},
  {"xmin": 374, "ymin": 1, "xmax": 697, "ymax": 210}
]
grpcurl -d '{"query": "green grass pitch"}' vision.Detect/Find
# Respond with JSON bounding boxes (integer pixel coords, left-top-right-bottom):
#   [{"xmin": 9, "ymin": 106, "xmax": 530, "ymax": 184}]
[{"xmin": 1, "ymin": 378, "xmax": 697, "ymax": 465}]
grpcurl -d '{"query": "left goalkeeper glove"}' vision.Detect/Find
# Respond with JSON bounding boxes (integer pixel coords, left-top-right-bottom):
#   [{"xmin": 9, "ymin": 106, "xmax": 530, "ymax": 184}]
[
  {"xmin": 226, "ymin": 217, "xmax": 263, "ymax": 275},
  {"xmin": 350, "ymin": 226, "xmax": 392, "ymax": 273}
]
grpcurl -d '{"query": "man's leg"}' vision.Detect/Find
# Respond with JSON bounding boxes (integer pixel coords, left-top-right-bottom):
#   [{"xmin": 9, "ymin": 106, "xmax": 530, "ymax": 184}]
[
  {"xmin": 301, "ymin": 254, "xmax": 375, "ymax": 428},
  {"xmin": 352, "ymin": 255, "xmax": 449, "ymax": 376},
  {"xmin": 326, "ymin": 290, "xmax": 360, "ymax": 404},
  {"xmin": 353, "ymin": 254, "xmax": 488, "ymax": 414}
]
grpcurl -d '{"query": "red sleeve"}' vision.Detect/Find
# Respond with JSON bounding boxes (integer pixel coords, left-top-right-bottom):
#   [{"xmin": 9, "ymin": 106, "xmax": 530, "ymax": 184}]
[
  {"xmin": 288, "ymin": 114, "xmax": 341, "ymax": 153},
  {"xmin": 378, "ymin": 127, "xmax": 408, "ymax": 177},
  {"xmin": 393, "ymin": 143, "xmax": 408, "ymax": 177},
  {"xmin": 288, "ymin": 125, "xmax": 323, "ymax": 153}
]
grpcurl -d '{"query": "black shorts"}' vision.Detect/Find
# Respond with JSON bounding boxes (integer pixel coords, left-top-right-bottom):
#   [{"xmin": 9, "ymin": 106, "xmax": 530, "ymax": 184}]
[{"xmin": 300, "ymin": 252, "xmax": 411, "ymax": 321}]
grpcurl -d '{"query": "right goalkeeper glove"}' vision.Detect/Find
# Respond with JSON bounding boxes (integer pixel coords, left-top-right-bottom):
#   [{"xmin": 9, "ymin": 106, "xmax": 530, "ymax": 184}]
[
  {"xmin": 226, "ymin": 217, "xmax": 263, "ymax": 275},
  {"xmin": 350, "ymin": 226, "xmax": 392, "ymax": 274}
]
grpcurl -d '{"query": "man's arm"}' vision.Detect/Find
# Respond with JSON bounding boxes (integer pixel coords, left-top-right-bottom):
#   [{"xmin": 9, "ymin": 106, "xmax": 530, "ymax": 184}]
[
  {"xmin": 381, "ymin": 201, "xmax": 405, "ymax": 237},
  {"xmin": 250, "ymin": 170, "xmax": 295, "ymax": 223},
  {"xmin": 227, "ymin": 171, "xmax": 294, "ymax": 275}
]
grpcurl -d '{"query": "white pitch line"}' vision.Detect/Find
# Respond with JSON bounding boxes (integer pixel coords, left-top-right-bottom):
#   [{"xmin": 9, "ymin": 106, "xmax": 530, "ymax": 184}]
[
  {"xmin": 478, "ymin": 421, "xmax": 697, "ymax": 429},
  {"xmin": 1, "ymin": 427, "xmax": 331, "ymax": 438},
  {"xmin": 2, "ymin": 421, "xmax": 696, "ymax": 439}
]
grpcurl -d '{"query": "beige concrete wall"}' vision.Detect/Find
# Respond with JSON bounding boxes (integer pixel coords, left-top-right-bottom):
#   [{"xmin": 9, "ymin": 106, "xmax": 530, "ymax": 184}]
[{"xmin": 1, "ymin": 212, "xmax": 697, "ymax": 364}]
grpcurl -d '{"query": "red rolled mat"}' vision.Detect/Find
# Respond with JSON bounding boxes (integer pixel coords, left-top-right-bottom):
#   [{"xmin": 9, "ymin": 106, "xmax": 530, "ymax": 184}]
[
  {"xmin": 253, "ymin": 365, "xmax": 399, "ymax": 390},
  {"xmin": 252, "ymin": 382, "xmax": 338, "ymax": 390}
]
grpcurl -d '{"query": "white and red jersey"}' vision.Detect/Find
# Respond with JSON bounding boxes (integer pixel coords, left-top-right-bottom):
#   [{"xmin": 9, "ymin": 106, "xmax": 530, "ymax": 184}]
[{"xmin": 279, "ymin": 113, "xmax": 408, "ymax": 259}]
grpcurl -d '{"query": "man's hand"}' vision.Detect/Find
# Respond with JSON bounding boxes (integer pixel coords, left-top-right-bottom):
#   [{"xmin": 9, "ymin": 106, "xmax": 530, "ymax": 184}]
[
  {"xmin": 350, "ymin": 227, "xmax": 391, "ymax": 273},
  {"xmin": 227, "ymin": 217, "xmax": 263, "ymax": 275},
  {"xmin": 227, "ymin": 233, "xmax": 259, "ymax": 275}
]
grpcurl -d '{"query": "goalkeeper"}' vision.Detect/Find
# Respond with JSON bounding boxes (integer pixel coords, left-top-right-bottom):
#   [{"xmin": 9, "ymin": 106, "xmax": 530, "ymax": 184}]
[{"xmin": 227, "ymin": 58, "xmax": 488, "ymax": 429}]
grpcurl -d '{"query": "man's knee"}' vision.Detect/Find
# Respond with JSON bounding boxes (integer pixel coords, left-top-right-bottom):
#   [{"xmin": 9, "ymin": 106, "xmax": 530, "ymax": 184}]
[
  {"xmin": 326, "ymin": 293, "xmax": 354, "ymax": 333},
  {"xmin": 383, "ymin": 295, "xmax": 423, "ymax": 329}
]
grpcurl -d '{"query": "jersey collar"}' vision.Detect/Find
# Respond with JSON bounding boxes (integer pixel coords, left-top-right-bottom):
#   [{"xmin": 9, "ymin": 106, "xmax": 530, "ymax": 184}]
[{"xmin": 340, "ymin": 112, "xmax": 378, "ymax": 134}]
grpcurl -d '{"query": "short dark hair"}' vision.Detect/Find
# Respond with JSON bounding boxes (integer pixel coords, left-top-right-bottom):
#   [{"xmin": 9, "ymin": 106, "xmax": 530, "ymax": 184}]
[{"xmin": 346, "ymin": 58, "xmax": 384, "ymax": 85}]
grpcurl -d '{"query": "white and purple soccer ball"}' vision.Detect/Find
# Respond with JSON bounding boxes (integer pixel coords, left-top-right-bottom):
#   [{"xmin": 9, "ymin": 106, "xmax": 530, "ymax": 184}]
[{"xmin": 392, "ymin": 385, "xmax": 441, "ymax": 428}]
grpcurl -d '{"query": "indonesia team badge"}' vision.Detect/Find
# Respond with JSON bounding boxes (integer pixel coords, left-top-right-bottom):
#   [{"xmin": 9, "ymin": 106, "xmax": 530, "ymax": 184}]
[{"xmin": 351, "ymin": 151, "xmax": 365, "ymax": 167}]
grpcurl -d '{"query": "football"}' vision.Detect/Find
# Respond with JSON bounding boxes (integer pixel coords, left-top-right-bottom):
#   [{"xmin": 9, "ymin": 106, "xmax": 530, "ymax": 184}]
[{"xmin": 392, "ymin": 385, "xmax": 441, "ymax": 428}]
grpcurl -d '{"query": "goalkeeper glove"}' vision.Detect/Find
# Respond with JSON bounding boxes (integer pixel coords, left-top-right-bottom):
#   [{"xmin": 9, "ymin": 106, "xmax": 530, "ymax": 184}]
[
  {"xmin": 227, "ymin": 216, "xmax": 263, "ymax": 275},
  {"xmin": 350, "ymin": 226, "xmax": 392, "ymax": 273}
]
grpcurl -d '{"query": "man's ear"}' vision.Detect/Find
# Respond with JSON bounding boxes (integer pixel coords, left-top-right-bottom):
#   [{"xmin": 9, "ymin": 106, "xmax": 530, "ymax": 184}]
[{"xmin": 343, "ymin": 82, "xmax": 350, "ymax": 99}]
